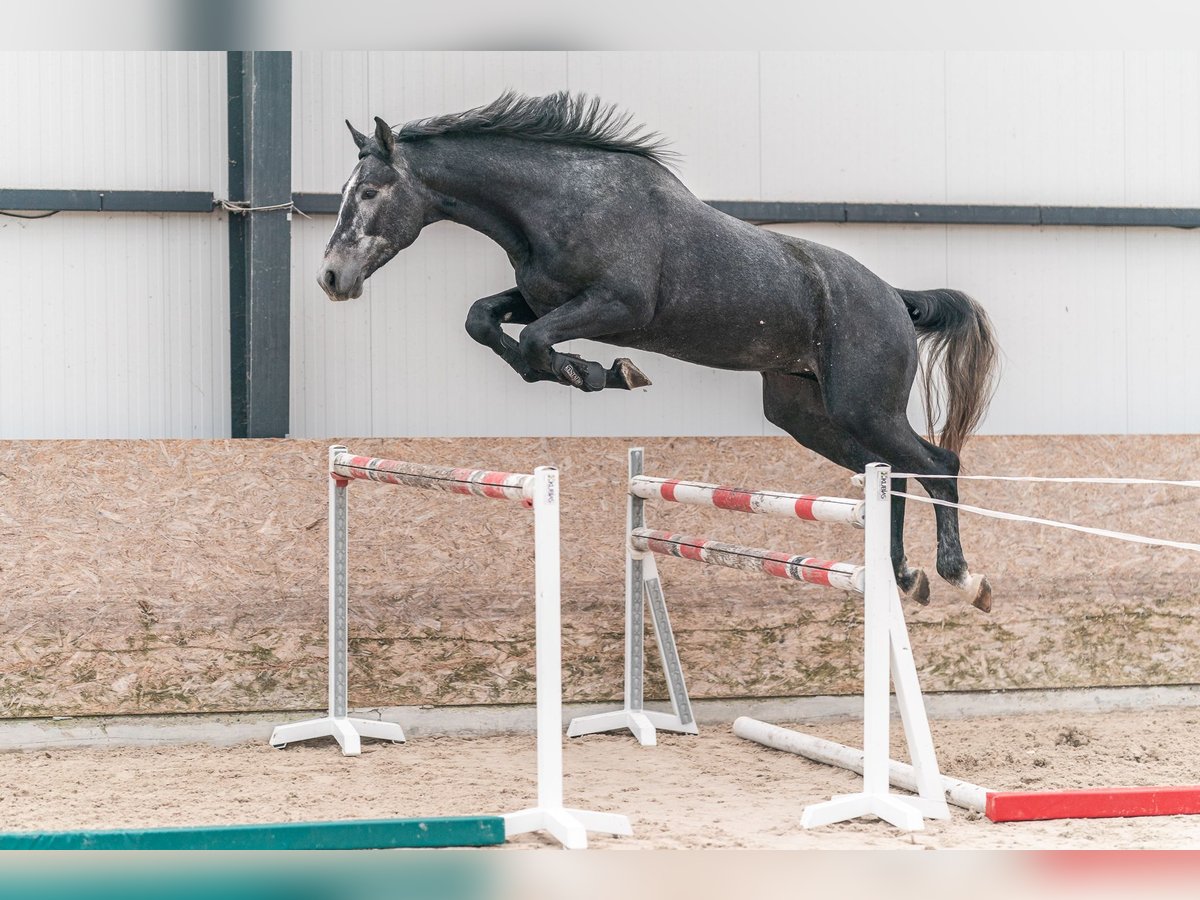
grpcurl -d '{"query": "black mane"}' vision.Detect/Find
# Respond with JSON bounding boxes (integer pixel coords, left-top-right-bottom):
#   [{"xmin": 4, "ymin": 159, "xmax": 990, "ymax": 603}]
[{"xmin": 396, "ymin": 91, "xmax": 677, "ymax": 166}]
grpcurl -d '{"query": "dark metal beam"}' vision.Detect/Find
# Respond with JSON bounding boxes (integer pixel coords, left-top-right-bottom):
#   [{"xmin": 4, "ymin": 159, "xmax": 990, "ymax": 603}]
[
  {"xmin": 227, "ymin": 51, "xmax": 292, "ymax": 439},
  {"xmin": 711, "ymin": 200, "xmax": 1200, "ymax": 229},
  {"xmin": 0, "ymin": 189, "xmax": 213, "ymax": 213},
  {"xmin": 291, "ymin": 192, "xmax": 341, "ymax": 216}
]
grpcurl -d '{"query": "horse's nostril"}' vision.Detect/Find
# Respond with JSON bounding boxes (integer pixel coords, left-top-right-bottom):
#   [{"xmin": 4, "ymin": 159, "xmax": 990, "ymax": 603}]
[{"xmin": 323, "ymin": 269, "xmax": 337, "ymax": 289}]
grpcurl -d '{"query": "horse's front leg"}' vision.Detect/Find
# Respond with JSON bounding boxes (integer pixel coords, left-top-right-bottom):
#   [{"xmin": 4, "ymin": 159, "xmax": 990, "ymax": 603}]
[
  {"xmin": 464, "ymin": 288, "xmax": 559, "ymax": 383},
  {"xmin": 517, "ymin": 287, "xmax": 653, "ymax": 392}
]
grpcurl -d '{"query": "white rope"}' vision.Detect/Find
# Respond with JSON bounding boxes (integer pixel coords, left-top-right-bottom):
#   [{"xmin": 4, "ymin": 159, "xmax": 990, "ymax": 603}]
[
  {"xmin": 891, "ymin": 490, "xmax": 1200, "ymax": 554},
  {"xmin": 216, "ymin": 199, "xmax": 310, "ymax": 219},
  {"xmin": 890, "ymin": 473, "xmax": 1200, "ymax": 487}
]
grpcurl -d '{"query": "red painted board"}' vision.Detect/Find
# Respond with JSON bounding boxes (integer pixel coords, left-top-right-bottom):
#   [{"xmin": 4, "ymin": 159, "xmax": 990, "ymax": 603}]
[{"xmin": 986, "ymin": 786, "xmax": 1200, "ymax": 822}]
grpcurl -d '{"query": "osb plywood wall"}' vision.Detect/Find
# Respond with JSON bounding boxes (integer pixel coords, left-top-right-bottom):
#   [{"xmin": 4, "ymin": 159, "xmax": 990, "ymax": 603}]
[{"xmin": 1, "ymin": 436, "xmax": 1197, "ymax": 719}]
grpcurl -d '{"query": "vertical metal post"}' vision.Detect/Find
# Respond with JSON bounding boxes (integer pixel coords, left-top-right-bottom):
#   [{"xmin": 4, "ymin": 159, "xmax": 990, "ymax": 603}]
[
  {"xmin": 801, "ymin": 463, "xmax": 922, "ymax": 830},
  {"xmin": 889, "ymin": 591, "xmax": 952, "ymax": 818},
  {"xmin": 644, "ymin": 556, "xmax": 695, "ymax": 729},
  {"xmin": 271, "ymin": 445, "xmax": 404, "ymax": 754},
  {"xmin": 625, "ymin": 448, "xmax": 645, "ymax": 716},
  {"xmin": 501, "ymin": 464, "xmax": 634, "ymax": 848},
  {"xmin": 566, "ymin": 446, "xmax": 697, "ymax": 744},
  {"xmin": 860, "ymin": 462, "xmax": 892, "ymax": 797},
  {"xmin": 329, "ymin": 444, "xmax": 349, "ymax": 720},
  {"xmin": 532, "ymin": 466, "xmax": 563, "ymax": 811},
  {"xmin": 227, "ymin": 50, "xmax": 292, "ymax": 438}
]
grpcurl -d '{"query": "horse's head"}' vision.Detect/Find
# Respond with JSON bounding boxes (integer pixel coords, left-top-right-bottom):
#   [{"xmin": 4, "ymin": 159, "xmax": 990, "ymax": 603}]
[{"xmin": 318, "ymin": 117, "xmax": 433, "ymax": 301}]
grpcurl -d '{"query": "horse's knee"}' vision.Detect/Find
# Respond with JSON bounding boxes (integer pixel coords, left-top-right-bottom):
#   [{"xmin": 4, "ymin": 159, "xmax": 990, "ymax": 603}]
[
  {"xmin": 518, "ymin": 327, "xmax": 552, "ymax": 368},
  {"xmin": 464, "ymin": 306, "xmax": 494, "ymax": 345}
]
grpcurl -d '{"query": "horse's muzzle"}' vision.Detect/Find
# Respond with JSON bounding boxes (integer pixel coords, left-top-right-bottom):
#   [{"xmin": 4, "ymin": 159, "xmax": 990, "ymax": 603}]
[{"xmin": 318, "ymin": 266, "xmax": 364, "ymax": 302}]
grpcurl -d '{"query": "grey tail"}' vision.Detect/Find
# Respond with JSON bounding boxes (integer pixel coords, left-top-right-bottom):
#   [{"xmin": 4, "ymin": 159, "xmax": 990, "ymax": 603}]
[{"xmin": 898, "ymin": 288, "xmax": 1000, "ymax": 456}]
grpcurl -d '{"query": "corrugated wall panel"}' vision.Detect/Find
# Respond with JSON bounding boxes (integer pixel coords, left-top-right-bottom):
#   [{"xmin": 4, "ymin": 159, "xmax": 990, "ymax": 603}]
[
  {"xmin": 1124, "ymin": 229, "xmax": 1200, "ymax": 433},
  {"xmin": 0, "ymin": 51, "xmax": 229, "ymax": 439},
  {"xmin": 0, "ymin": 51, "xmax": 226, "ymax": 193},
  {"xmin": 0, "ymin": 213, "xmax": 230, "ymax": 438},
  {"xmin": 945, "ymin": 51, "xmax": 1127, "ymax": 205},
  {"xmin": 760, "ymin": 51, "xmax": 947, "ymax": 203},
  {"xmin": 1123, "ymin": 51, "xmax": 1200, "ymax": 207},
  {"xmin": 287, "ymin": 51, "xmax": 1200, "ymax": 439},
  {"xmin": 946, "ymin": 226, "xmax": 1128, "ymax": 435},
  {"xmin": 565, "ymin": 51, "xmax": 761, "ymax": 200}
]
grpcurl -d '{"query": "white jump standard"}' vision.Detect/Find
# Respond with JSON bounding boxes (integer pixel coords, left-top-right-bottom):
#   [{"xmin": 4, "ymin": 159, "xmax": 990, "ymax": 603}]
[
  {"xmin": 269, "ymin": 446, "xmax": 408, "ymax": 756},
  {"xmin": 570, "ymin": 450, "xmax": 951, "ymax": 830},
  {"xmin": 270, "ymin": 446, "xmax": 630, "ymax": 850}
]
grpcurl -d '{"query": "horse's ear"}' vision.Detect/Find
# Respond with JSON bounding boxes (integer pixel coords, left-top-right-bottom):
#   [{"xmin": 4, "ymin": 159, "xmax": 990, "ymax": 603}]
[
  {"xmin": 346, "ymin": 119, "xmax": 368, "ymax": 150},
  {"xmin": 373, "ymin": 116, "xmax": 395, "ymax": 157}
]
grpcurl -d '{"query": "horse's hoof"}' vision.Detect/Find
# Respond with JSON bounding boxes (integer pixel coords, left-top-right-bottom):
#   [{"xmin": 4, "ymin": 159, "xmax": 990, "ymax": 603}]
[
  {"xmin": 903, "ymin": 568, "xmax": 931, "ymax": 605},
  {"xmin": 964, "ymin": 573, "xmax": 992, "ymax": 612},
  {"xmin": 610, "ymin": 358, "xmax": 652, "ymax": 390}
]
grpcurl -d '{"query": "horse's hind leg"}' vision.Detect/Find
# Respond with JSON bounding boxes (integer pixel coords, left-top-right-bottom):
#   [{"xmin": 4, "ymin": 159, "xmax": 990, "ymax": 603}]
[
  {"xmin": 817, "ymin": 361, "xmax": 991, "ymax": 611},
  {"xmin": 762, "ymin": 374, "xmax": 930, "ymax": 604}
]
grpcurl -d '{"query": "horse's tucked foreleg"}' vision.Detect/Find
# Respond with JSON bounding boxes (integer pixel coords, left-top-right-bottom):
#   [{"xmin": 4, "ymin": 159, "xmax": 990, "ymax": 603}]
[
  {"xmin": 464, "ymin": 289, "xmax": 559, "ymax": 384},
  {"xmin": 517, "ymin": 287, "xmax": 652, "ymax": 392}
]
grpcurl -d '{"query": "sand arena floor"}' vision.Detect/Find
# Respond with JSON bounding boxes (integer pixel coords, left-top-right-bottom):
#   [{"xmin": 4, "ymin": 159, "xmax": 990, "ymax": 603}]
[{"xmin": 1, "ymin": 706, "xmax": 1199, "ymax": 849}]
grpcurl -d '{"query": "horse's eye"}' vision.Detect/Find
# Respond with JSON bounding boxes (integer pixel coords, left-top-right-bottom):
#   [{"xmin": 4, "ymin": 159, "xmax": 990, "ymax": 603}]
[{"xmin": 361, "ymin": 189, "xmax": 378, "ymax": 200}]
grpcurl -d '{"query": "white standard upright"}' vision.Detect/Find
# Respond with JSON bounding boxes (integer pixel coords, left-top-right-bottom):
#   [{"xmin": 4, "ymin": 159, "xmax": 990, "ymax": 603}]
[
  {"xmin": 501, "ymin": 466, "xmax": 634, "ymax": 849},
  {"xmin": 567, "ymin": 448, "xmax": 696, "ymax": 746},
  {"xmin": 796, "ymin": 463, "xmax": 950, "ymax": 830},
  {"xmin": 268, "ymin": 446, "xmax": 407, "ymax": 756}
]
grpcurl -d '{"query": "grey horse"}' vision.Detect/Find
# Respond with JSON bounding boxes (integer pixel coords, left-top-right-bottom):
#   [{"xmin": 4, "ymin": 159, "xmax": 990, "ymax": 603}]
[{"xmin": 318, "ymin": 91, "xmax": 1000, "ymax": 610}]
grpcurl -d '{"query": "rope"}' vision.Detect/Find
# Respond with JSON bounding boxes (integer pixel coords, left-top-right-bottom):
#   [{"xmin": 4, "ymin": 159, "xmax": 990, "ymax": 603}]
[
  {"xmin": 215, "ymin": 199, "xmax": 310, "ymax": 219},
  {"xmin": 890, "ymin": 490, "xmax": 1200, "ymax": 554},
  {"xmin": 890, "ymin": 473, "xmax": 1200, "ymax": 487},
  {"xmin": 0, "ymin": 209, "xmax": 61, "ymax": 219}
]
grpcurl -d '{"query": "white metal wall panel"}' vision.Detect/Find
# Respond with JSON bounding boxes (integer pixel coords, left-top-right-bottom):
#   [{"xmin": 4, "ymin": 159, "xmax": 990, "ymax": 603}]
[
  {"xmin": 945, "ymin": 52, "xmax": 1127, "ymax": 206},
  {"xmin": 292, "ymin": 51, "xmax": 570, "ymax": 194},
  {"xmin": 292, "ymin": 51, "xmax": 372, "ymax": 195},
  {"xmin": 0, "ymin": 51, "xmax": 229, "ymax": 439},
  {"xmin": 564, "ymin": 51, "xmax": 761, "ymax": 201},
  {"xmin": 946, "ymin": 226, "xmax": 1128, "ymax": 435},
  {"xmin": 0, "ymin": 213, "xmax": 230, "ymax": 438},
  {"xmin": 288, "ymin": 50, "xmax": 1200, "ymax": 439},
  {"xmin": 0, "ymin": 51, "xmax": 227, "ymax": 193},
  {"xmin": 1124, "ymin": 229, "xmax": 1200, "ymax": 433},
  {"xmin": 1123, "ymin": 52, "xmax": 1200, "ymax": 207},
  {"xmin": 760, "ymin": 52, "xmax": 947, "ymax": 203}
]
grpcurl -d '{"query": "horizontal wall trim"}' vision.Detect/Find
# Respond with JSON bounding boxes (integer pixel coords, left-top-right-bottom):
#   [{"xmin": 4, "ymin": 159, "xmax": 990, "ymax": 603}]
[
  {"xmin": 292, "ymin": 192, "xmax": 340, "ymax": 215},
  {"xmin": 6, "ymin": 190, "xmax": 1200, "ymax": 229},
  {"xmin": 712, "ymin": 201, "xmax": 1200, "ymax": 228},
  {"xmin": 0, "ymin": 189, "xmax": 215, "ymax": 213}
]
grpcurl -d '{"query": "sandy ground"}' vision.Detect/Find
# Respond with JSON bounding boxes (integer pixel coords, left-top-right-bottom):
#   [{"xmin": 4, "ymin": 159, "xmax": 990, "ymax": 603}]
[{"xmin": 2, "ymin": 706, "xmax": 1199, "ymax": 850}]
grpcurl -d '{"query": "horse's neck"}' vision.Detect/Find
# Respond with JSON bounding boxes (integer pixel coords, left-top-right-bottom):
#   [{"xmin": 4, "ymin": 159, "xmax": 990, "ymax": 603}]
[{"xmin": 406, "ymin": 139, "xmax": 554, "ymax": 262}]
